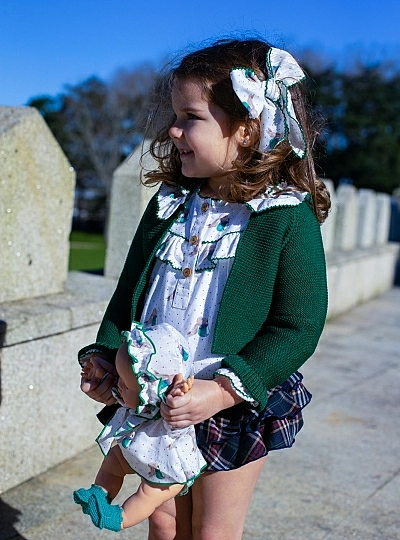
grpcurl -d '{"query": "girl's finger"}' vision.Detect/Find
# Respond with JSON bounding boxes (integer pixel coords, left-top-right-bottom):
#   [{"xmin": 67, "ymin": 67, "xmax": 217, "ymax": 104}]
[{"xmin": 81, "ymin": 372, "xmax": 117, "ymax": 404}]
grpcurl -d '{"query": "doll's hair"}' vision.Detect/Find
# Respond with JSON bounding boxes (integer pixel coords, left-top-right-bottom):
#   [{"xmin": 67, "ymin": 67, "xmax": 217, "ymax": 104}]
[{"xmin": 144, "ymin": 38, "xmax": 330, "ymax": 223}]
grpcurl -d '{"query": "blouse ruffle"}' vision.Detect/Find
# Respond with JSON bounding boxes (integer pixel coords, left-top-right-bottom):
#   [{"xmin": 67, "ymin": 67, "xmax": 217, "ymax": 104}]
[
  {"xmin": 155, "ymin": 183, "xmax": 306, "ymax": 274},
  {"xmin": 156, "ymin": 229, "xmax": 242, "ymax": 272},
  {"xmin": 157, "ymin": 184, "xmax": 191, "ymax": 219},
  {"xmin": 245, "ymin": 186, "xmax": 307, "ymax": 212}
]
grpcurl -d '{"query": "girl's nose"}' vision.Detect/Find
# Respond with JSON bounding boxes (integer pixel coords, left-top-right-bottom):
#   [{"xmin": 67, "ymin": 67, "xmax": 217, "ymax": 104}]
[{"xmin": 169, "ymin": 123, "xmax": 183, "ymax": 140}]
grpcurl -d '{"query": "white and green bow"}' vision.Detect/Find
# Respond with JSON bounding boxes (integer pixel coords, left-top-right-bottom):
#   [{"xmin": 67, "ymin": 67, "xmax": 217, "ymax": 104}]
[{"xmin": 230, "ymin": 47, "xmax": 307, "ymax": 158}]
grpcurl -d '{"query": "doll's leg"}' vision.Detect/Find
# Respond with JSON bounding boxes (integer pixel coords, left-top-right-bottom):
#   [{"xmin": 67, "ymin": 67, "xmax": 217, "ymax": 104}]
[
  {"xmin": 73, "ymin": 445, "xmax": 128, "ymax": 515},
  {"xmin": 119, "ymin": 479, "xmax": 183, "ymax": 529},
  {"xmin": 87, "ymin": 469, "xmax": 183, "ymax": 530},
  {"xmin": 94, "ymin": 444, "xmax": 130, "ymax": 500},
  {"xmin": 75, "ymin": 445, "xmax": 136, "ymax": 531}
]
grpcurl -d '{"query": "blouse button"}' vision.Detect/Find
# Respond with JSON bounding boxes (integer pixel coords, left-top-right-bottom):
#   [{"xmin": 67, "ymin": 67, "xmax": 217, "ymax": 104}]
[
  {"xmin": 189, "ymin": 235, "xmax": 199, "ymax": 245},
  {"xmin": 201, "ymin": 202, "xmax": 209, "ymax": 213},
  {"xmin": 182, "ymin": 267, "xmax": 192, "ymax": 278}
]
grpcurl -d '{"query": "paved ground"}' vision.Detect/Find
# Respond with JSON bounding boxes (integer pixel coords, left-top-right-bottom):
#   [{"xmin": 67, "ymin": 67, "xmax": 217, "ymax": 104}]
[{"xmin": 1, "ymin": 287, "xmax": 400, "ymax": 540}]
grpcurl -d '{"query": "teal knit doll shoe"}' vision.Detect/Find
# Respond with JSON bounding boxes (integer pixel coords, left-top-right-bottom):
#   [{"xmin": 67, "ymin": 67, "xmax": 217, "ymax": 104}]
[
  {"xmin": 87, "ymin": 492, "xmax": 123, "ymax": 531},
  {"xmin": 73, "ymin": 484, "xmax": 111, "ymax": 515}
]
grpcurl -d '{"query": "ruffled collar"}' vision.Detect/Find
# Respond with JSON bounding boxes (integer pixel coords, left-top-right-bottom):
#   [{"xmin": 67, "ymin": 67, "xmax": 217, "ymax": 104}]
[
  {"xmin": 157, "ymin": 184, "xmax": 191, "ymax": 220},
  {"xmin": 245, "ymin": 183, "xmax": 307, "ymax": 212},
  {"xmin": 157, "ymin": 182, "xmax": 307, "ymax": 220}
]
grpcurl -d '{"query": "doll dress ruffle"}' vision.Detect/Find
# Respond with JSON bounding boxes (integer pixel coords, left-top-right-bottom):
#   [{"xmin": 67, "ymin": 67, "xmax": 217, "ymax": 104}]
[{"xmin": 97, "ymin": 322, "xmax": 207, "ymax": 487}]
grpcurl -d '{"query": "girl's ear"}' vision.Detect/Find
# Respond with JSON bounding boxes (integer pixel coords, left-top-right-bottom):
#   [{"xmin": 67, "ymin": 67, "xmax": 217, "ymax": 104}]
[{"xmin": 236, "ymin": 123, "xmax": 256, "ymax": 148}]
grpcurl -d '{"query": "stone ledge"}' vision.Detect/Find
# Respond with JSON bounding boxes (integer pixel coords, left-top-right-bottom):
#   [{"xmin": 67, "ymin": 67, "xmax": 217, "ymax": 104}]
[
  {"xmin": 326, "ymin": 242, "xmax": 399, "ymax": 319},
  {"xmin": 0, "ymin": 272, "xmax": 117, "ymax": 347},
  {"xmin": 326, "ymin": 242, "xmax": 399, "ymax": 266}
]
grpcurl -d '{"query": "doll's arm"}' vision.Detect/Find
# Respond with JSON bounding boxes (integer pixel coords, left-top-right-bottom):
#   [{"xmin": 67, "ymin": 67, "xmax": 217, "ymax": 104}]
[{"xmin": 165, "ymin": 373, "xmax": 194, "ymax": 397}]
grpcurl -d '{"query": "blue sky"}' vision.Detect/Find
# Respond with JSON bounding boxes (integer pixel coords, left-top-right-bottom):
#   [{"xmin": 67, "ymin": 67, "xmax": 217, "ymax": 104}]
[{"xmin": 0, "ymin": 0, "xmax": 399, "ymax": 106}]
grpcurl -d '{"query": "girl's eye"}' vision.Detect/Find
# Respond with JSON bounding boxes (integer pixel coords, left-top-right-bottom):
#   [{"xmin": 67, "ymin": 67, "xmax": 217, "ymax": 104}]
[{"xmin": 187, "ymin": 113, "xmax": 199, "ymax": 120}]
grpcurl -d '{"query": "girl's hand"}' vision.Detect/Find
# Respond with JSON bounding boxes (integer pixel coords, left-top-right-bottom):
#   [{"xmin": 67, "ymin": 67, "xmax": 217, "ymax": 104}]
[
  {"xmin": 80, "ymin": 356, "xmax": 117, "ymax": 406},
  {"xmin": 160, "ymin": 377, "xmax": 244, "ymax": 428}
]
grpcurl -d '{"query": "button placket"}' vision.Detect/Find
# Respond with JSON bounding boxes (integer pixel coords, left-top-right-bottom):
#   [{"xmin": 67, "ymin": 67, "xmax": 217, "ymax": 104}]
[{"xmin": 172, "ymin": 199, "xmax": 207, "ymax": 309}]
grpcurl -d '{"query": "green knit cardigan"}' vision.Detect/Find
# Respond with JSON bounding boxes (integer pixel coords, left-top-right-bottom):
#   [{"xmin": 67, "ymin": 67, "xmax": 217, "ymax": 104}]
[{"xmin": 79, "ymin": 189, "xmax": 328, "ymax": 410}]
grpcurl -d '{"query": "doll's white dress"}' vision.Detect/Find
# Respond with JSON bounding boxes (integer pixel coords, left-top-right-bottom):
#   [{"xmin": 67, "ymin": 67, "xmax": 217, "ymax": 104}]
[{"xmin": 97, "ymin": 322, "xmax": 207, "ymax": 487}]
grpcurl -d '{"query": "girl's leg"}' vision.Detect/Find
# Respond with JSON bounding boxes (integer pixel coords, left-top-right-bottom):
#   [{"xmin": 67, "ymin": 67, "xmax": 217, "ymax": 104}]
[
  {"xmin": 148, "ymin": 499, "xmax": 177, "ymax": 540},
  {"xmin": 148, "ymin": 492, "xmax": 193, "ymax": 540},
  {"xmin": 148, "ymin": 457, "xmax": 265, "ymax": 540},
  {"xmin": 190, "ymin": 457, "xmax": 267, "ymax": 540}
]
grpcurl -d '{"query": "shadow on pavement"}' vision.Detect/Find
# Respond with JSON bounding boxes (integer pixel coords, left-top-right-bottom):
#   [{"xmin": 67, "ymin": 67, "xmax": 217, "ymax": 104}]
[{"xmin": 0, "ymin": 498, "xmax": 27, "ymax": 540}]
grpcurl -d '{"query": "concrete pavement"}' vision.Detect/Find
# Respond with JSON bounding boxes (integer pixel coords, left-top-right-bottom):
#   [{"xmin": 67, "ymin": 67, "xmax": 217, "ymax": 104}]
[{"xmin": 1, "ymin": 287, "xmax": 400, "ymax": 540}]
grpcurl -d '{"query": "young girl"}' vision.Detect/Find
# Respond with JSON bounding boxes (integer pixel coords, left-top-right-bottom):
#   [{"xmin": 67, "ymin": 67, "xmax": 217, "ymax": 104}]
[
  {"xmin": 74, "ymin": 322, "xmax": 206, "ymax": 531},
  {"xmin": 79, "ymin": 38, "xmax": 330, "ymax": 540}
]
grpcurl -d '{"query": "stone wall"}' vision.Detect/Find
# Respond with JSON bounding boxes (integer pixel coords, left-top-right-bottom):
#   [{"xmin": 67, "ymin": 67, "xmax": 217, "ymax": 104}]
[
  {"xmin": 0, "ymin": 119, "xmax": 398, "ymax": 494},
  {"xmin": 0, "ymin": 107, "xmax": 117, "ymax": 494},
  {"xmin": 321, "ymin": 181, "xmax": 398, "ymax": 318}
]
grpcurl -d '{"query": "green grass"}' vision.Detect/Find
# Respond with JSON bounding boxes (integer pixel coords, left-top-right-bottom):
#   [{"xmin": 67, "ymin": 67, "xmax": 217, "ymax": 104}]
[{"xmin": 68, "ymin": 231, "xmax": 106, "ymax": 272}]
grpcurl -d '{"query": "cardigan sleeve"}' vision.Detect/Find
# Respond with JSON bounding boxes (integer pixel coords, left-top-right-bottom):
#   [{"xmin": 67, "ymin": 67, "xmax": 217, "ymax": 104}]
[
  {"xmin": 78, "ymin": 195, "xmax": 158, "ymax": 363},
  {"xmin": 221, "ymin": 202, "xmax": 328, "ymax": 409}
]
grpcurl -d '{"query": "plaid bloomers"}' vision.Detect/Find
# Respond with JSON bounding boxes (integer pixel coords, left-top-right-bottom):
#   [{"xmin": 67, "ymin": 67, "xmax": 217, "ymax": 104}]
[{"xmin": 195, "ymin": 372, "xmax": 311, "ymax": 471}]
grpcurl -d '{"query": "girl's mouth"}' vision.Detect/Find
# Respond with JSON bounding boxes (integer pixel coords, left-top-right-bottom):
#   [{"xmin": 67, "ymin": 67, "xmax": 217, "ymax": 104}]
[{"xmin": 179, "ymin": 149, "xmax": 194, "ymax": 160}]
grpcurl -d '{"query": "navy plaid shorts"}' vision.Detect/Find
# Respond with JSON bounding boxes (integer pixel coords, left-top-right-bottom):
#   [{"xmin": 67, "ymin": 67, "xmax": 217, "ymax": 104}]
[{"xmin": 195, "ymin": 372, "xmax": 311, "ymax": 471}]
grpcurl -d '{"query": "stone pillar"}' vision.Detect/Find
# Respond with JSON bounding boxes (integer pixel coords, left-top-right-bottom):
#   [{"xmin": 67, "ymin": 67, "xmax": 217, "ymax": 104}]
[
  {"xmin": 320, "ymin": 179, "xmax": 337, "ymax": 254},
  {"xmin": 0, "ymin": 107, "xmax": 75, "ymax": 303},
  {"xmin": 357, "ymin": 189, "xmax": 377, "ymax": 248},
  {"xmin": 375, "ymin": 193, "xmax": 391, "ymax": 245},
  {"xmin": 334, "ymin": 184, "xmax": 359, "ymax": 251},
  {"xmin": 105, "ymin": 140, "xmax": 158, "ymax": 280},
  {"xmin": 0, "ymin": 107, "xmax": 112, "ymax": 494}
]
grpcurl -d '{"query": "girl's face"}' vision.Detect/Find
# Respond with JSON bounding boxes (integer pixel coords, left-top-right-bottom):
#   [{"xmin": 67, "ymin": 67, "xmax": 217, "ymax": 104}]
[{"xmin": 169, "ymin": 77, "xmax": 245, "ymax": 188}]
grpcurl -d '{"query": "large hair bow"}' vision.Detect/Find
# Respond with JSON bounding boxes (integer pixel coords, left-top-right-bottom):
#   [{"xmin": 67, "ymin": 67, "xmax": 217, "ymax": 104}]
[{"xmin": 230, "ymin": 47, "xmax": 307, "ymax": 158}]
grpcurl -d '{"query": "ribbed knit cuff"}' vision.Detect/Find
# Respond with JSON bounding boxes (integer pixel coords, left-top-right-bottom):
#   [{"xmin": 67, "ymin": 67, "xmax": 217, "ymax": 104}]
[
  {"xmin": 221, "ymin": 354, "xmax": 268, "ymax": 410},
  {"xmin": 77, "ymin": 344, "xmax": 117, "ymax": 367}
]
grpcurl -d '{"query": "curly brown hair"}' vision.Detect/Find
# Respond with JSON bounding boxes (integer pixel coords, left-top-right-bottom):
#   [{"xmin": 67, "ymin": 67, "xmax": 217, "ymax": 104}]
[{"xmin": 143, "ymin": 38, "xmax": 330, "ymax": 223}]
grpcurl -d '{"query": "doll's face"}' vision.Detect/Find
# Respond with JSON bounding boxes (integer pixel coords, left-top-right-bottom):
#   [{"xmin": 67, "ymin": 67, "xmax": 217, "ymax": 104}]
[{"xmin": 115, "ymin": 344, "xmax": 140, "ymax": 409}]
